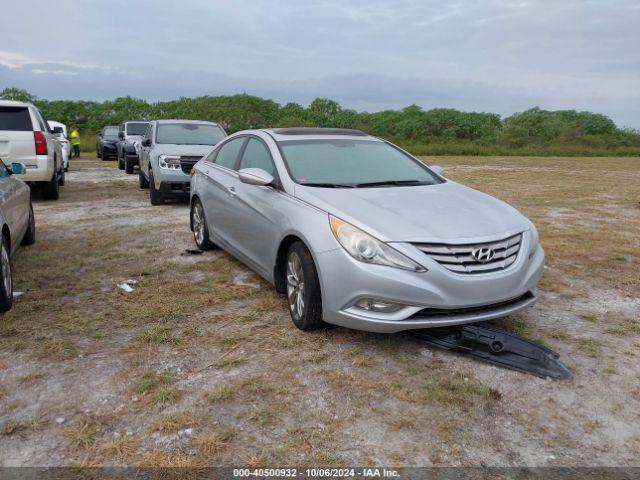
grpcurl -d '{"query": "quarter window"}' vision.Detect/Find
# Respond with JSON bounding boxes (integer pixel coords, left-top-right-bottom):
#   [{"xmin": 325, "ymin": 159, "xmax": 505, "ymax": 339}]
[
  {"xmin": 214, "ymin": 137, "xmax": 245, "ymax": 170},
  {"xmin": 239, "ymin": 138, "xmax": 276, "ymax": 176}
]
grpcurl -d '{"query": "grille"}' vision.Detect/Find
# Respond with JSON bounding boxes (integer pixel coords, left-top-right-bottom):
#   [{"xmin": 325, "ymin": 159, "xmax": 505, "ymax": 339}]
[
  {"xmin": 411, "ymin": 292, "xmax": 534, "ymax": 319},
  {"xmin": 179, "ymin": 156, "xmax": 202, "ymax": 174},
  {"xmin": 413, "ymin": 233, "xmax": 522, "ymax": 274}
]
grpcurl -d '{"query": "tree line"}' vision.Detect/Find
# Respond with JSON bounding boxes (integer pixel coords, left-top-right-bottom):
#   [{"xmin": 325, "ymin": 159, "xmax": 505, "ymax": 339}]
[{"xmin": 2, "ymin": 87, "xmax": 638, "ymax": 156}]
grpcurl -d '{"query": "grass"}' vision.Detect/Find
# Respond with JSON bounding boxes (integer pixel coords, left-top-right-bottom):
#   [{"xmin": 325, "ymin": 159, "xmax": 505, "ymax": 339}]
[
  {"xmin": 132, "ymin": 370, "xmax": 180, "ymax": 405},
  {"xmin": 149, "ymin": 412, "xmax": 202, "ymax": 432},
  {"xmin": 422, "ymin": 372, "xmax": 500, "ymax": 406}
]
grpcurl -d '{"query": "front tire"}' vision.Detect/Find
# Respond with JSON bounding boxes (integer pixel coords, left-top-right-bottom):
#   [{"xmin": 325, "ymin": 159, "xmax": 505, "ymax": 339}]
[
  {"xmin": 0, "ymin": 236, "xmax": 13, "ymax": 313},
  {"xmin": 286, "ymin": 241, "xmax": 325, "ymax": 331},
  {"xmin": 138, "ymin": 169, "xmax": 149, "ymax": 189},
  {"xmin": 97, "ymin": 147, "xmax": 101, "ymax": 159},
  {"xmin": 125, "ymin": 156, "xmax": 134, "ymax": 174},
  {"xmin": 191, "ymin": 198, "xmax": 215, "ymax": 250},
  {"xmin": 21, "ymin": 203, "xmax": 35, "ymax": 246},
  {"xmin": 118, "ymin": 155, "xmax": 124, "ymax": 170},
  {"xmin": 149, "ymin": 170, "xmax": 164, "ymax": 205},
  {"xmin": 58, "ymin": 168, "xmax": 65, "ymax": 186},
  {"xmin": 41, "ymin": 170, "xmax": 60, "ymax": 200}
]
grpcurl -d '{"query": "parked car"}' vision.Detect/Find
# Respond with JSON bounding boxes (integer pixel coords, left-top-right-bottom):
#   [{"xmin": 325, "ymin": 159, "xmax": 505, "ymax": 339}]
[
  {"xmin": 138, "ymin": 120, "xmax": 226, "ymax": 205},
  {"xmin": 0, "ymin": 100, "xmax": 64, "ymax": 200},
  {"xmin": 47, "ymin": 121, "xmax": 70, "ymax": 172},
  {"xmin": 96, "ymin": 125, "xmax": 119, "ymax": 160},
  {"xmin": 116, "ymin": 121, "xmax": 148, "ymax": 174},
  {"xmin": 190, "ymin": 128, "xmax": 544, "ymax": 333},
  {"xmin": 0, "ymin": 157, "xmax": 36, "ymax": 312}
]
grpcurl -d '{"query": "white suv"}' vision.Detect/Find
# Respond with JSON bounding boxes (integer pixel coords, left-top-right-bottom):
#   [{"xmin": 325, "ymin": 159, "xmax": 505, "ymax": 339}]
[{"xmin": 0, "ymin": 100, "xmax": 64, "ymax": 200}]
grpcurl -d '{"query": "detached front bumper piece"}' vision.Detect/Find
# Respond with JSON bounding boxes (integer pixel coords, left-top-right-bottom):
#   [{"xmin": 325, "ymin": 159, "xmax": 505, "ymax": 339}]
[{"xmin": 411, "ymin": 323, "xmax": 572, "ymax": 380}]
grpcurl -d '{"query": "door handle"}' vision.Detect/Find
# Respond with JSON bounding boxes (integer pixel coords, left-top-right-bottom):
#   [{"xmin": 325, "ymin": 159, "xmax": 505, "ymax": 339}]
[{"xmin": 228, "ymin": 186, "xmax": 236, "ymax": 196}]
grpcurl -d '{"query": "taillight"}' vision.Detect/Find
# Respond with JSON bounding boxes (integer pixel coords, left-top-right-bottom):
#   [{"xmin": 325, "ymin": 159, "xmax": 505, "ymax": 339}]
[
  {"xmin": 34, "ymin": 131, "xmax": 47, "ymax": 155},
  {"xmin": 190, "ymin": 168, "xmax": 196, "ymax": 177}
]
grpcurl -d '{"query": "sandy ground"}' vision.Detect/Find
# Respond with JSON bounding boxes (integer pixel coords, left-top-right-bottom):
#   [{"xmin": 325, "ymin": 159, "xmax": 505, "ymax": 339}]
[{"xmin": 0, "ymin": 156, "xmax": 638, "ymax": 468}]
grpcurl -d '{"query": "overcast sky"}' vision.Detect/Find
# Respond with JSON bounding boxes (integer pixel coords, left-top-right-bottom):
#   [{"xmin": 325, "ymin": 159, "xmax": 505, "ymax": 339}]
[{"xmin": 1, "ymin": 0, "xmax": 639, "ymax": 127}]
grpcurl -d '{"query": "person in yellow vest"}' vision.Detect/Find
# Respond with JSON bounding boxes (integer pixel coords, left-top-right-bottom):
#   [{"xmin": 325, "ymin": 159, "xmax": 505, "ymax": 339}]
[{"xmin": 70, "ymin": 127, "xmax": 81, "ymax": 158}]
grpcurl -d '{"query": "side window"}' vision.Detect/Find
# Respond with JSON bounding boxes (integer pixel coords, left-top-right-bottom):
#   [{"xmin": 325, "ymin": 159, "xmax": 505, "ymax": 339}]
[
  {"xmin": 239, "ymin": 138, "xmax": 276, "ymax": 176},
  {"xmin": 32, "ymin": 109, "xmax": 47, "ymax": 132},
  {"xmin": 214, "ymin": 137, "xmax": 245, "ymax": 170}
]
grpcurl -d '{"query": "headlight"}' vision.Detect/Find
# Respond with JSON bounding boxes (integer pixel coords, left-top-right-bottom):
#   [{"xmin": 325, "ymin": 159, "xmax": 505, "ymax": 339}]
[
  {"xmin": 329, "ymin": 215, "xmax": 425, "ymax": 271},
  {"xmin": 158, "ymin": 155, "xmax": 181, "ymax": 170}
]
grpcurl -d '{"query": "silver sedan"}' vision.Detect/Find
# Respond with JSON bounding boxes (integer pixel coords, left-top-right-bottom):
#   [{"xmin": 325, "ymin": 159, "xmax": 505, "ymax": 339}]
[
  {"xmin": 190, "ymin": 128, "xmax": 544, "ymax": 333},
  {"xmin": 0, "ymin": 158, "xmax": 35, "ymax": 312}
]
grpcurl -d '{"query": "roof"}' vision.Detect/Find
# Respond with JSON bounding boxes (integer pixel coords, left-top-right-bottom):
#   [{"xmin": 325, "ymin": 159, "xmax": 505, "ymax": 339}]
[
  {"xmin": 265, "ymin": 127, "xmax": 378, "ymax": 142},
  {"xmin": 155, "ymin": 119, "xmax": 220, "ymax": 126},
  {"xmin": 0, "ymin": 100, "xmax": 35, "ymax": 108}
]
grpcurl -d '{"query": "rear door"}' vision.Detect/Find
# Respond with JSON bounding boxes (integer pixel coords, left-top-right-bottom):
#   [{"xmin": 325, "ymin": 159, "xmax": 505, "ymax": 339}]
[
  {"xmin": 0, "ymin": 106, "xmax": 35, "ymax": 166},
  {"xmin": 201, "ymin": 136, "xmax": 246, "ymax": 248}
]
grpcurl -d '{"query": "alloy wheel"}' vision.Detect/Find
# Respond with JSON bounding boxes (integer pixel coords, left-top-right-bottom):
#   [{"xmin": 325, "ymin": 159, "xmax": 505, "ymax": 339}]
[
  {"xmin": 1, "ymin": 241, "xmax": 11, "ymax": 298},
  {"xmin": 286, "ymin": 251, "xmax": 305, "ymax": 319},
  {"xmin": 193, "ymin": 203, "xmax": 205, "ymax": 245}
]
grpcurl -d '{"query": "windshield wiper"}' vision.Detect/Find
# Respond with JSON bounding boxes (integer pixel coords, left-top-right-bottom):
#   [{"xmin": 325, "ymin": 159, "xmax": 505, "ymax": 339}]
[
  {"xmin": 299, "ymin": 182, "xmax": 355, "ymax": 188},
  {"xmin": 354, "ymin": 179, "xmax": 425, "ymax": 188}
]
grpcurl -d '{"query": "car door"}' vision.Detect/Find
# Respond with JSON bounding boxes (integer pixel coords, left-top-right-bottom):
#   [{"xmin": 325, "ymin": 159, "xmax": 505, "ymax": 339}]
[
  {"xmin": 200, "ymin": 136, "xmax": 246, "ymax": 250},
  {"xmin": 229, "ymin": 136, "xmax": 286, "ymax": 276},
  {"xmin": 0, "ymin": 159, "xmax": 29, "ymax": 249}
]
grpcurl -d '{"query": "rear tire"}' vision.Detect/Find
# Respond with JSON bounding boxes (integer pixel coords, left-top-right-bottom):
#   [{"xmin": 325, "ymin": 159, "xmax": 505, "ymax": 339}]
[
  {"xmin": 138, "ymin": 169, "xmax": 149, "ymax": 189},
  {"xmin": 97, "ymin": 148, "xmax": 101, "ymax": 159},
  {"xmin": 21, "ymin": 203, "xmax": 35, "ymax": 246},
  {"xmin": 0, "ymin": 236, "xmax": 13, "ymax": 313},
  {"xmin": 191, "ymin": 198, "xmax": 215, "ymax": 250},
  {"xmin": 57, "ymin": 168, "xmax": 65, "ymax": 186},
  {"xmin": 286, "ymin": 241, "xmax": 325, "ymax": 331},
  {"xmin": 41, "ymin": 170, "xmax": 60, "ymax": 200},
  {"xmin": 118, "ymin": 155, "xmax": 124, "ymax": 170},
  {"xmin": 149, "ymin": 170, "xmax": 164, "ymax": 205}
]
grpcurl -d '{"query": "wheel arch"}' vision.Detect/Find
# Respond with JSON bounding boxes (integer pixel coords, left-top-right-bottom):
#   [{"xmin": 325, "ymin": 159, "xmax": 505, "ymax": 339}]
[{"xmin": 273, "ymin": 233, "xmax": 322, "ymax": 295}]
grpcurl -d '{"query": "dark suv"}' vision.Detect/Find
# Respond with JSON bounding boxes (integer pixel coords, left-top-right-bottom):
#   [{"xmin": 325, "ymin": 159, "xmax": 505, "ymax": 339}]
[{"xmin": 116, "ymin": 121, "xmax": 148, "ymax": 173}]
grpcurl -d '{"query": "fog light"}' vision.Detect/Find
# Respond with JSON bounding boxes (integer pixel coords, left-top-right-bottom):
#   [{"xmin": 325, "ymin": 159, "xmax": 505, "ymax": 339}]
[{"xmin": 355, "ymin": 298, "xmax": 404, "ymax": 313}]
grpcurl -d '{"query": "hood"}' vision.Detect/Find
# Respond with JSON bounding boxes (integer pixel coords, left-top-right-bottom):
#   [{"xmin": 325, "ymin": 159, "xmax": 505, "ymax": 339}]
[
  {"xmin": 154, "ymin": 144, "xmax": 215, "ymax": 157},
  {"xmin": 294, "ymin": 181, "xmax": 529, "ymax": 243}
]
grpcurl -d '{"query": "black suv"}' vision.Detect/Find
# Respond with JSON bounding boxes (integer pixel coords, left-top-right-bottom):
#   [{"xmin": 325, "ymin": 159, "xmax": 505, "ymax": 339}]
[{"xmin": 116, "ymin": 121, "xmax": 149, "ymax": 173}]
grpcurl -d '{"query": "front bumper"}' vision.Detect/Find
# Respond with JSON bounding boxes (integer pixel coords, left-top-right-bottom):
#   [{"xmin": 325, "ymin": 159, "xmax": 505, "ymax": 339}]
[
  {"xmin": 158, "ymin": 180, "xmax": 190, "ymax": 197},
  {"xmin": 315, "ymin": 237, "xmax": 545, "ymax": 333},
  {"xmin": 16, "ymin": 156, "xmax": 55, "ymax": 183},
  {"xmin": 102, "ymin": 143, "xmax": 117, "ymax": 157}
]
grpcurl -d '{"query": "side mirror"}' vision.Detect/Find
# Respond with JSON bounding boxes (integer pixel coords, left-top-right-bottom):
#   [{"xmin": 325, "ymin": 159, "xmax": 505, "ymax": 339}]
[
  {"xmin": 142, "ymin": 138, "xmax": 152, "ymax": 147},
  {"xmin": 238, "ymin": 168, "xmax": 274, "ymax": 187},
  {"xmin": 10, "ymin": 163, "xmax": 26, "ymax": 175},
  {"xmin": 118, "ymin": 131, "xmax": 125, "ymax": 139},
  {"xmin": 431, "ymin": 165, "xmax": 445, "ymax": 177}
]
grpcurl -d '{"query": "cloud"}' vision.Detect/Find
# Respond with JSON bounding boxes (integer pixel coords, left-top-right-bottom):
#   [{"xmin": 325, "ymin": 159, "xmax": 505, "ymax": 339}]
[{"xmin": 0, "ymin": 0, "xmax": 638, "ymax": 127}]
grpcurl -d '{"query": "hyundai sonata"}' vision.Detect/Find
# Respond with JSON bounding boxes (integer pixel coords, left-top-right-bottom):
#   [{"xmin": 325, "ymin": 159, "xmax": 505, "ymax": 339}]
[{"xmin": 190, "ymin": 128, "xmax": 544, "ymax": 333}]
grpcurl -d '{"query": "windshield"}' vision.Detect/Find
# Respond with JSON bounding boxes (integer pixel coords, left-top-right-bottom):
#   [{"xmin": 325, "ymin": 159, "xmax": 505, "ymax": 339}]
[
  {"xmin": 155, "ymin": 123, "xmax": 226, "ymax": 145},
  {"xmin": 278, "ymin": 139, "xmax": 443, "ymax": 187},
  {"xmin": 126, "ymin": 122, "xmax": 148, "ymax": 135},
  {"xmin": 103, "ymin": 126, "xmax": 119, "ymax": 138}
]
